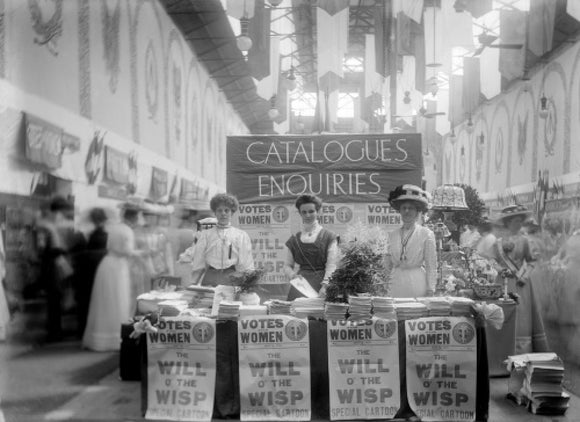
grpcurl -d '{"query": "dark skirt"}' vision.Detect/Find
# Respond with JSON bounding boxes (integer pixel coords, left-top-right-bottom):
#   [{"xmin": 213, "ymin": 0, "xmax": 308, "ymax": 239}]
[{"xmin": 202, "ymin": 266, "xmax": 236, "ymax": 287}]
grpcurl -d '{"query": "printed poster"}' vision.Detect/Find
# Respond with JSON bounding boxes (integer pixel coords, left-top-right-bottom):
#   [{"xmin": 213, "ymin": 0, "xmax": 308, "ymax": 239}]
[
  {"xmin": 406, "ymin": 317, "xmax": 477, "ymax": 422},
  {"xmin": 238, "ymin": 315, "xmax": 311, "ymax": 421},
  {"xmin": 327, "ymin": 317, "xmax": 400, "ymax": 420},
  {"xmin": 146, "ymin": 317, "xmax": 216, "ymax": 422}
]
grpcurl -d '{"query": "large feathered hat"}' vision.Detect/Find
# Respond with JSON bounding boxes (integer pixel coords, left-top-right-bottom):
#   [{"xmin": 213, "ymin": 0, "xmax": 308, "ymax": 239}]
[
  {"xmin": 388, "ymin": 184, "xmax": 431, "ymax": 212},
  {"xmin": 494, "ymin": 204, "xmax": 532, "ymax": 225}
]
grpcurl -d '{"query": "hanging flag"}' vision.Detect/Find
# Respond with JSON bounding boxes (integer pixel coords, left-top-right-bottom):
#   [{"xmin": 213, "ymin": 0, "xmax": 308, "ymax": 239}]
[
  {"xmin": 317, "ymin": 0, "xmax": 349, "ymax": 15},
  {"xmin": 254, "ymin": 36, "xmax": 280, "ymax": 100},
  {"xmin": 247, "ymin": 0, "xmax": 270, "ymax": 80},
  {"xmin": 438, "ymin": 2, "xmax": 473, "ymax": 75},
  {"xmin": 461, "ymin": 0, "xmax": 492, "ymax": 18},
  {"xmin": 374, "ymin": 4, "xmax": 388, "ymax": 77},
  {"xmin": 397, "ymin": 12, "xmax": 414, "ymax": 56},
  {"xmin": 462, "ymin": 57, "xmax": 480, "ymax": 114},
  {"xmin": 413, "ymin": 17, "xmax": 426, "ymax": 93},
  {"xmin": 317, "ymin": 5, "xmax": 348, "ymax": 131},
  {"xmin": 527, "ymin": 0, "xmax": 556, "ymax": 59},
  {"xmin": 393, "ymin": 0, "xmax": 424, "ymax": 23},
  {"xmin": 226, "ymin": 0, "xmax": 255, "ymax": 19},
  {"xmin": 363, "ymin": 34, "xmax": 384, "ymax": 125},
  {"xmin": 499, "ymin": 10, "xmax": 527, "ymax": 82},
  {"xmin": 448, "ymin": 73, "xmax": 464, "ymax": 127},
  {"xmin": 479, "ymin": 47, "xmax": 501, "ymax": 99}
]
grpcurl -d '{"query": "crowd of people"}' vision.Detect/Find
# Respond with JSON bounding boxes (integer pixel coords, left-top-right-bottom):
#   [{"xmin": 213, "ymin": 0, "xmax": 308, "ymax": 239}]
[{"xmin": 18, "ymin": 185, "xmax": 568, "ymax": 356}]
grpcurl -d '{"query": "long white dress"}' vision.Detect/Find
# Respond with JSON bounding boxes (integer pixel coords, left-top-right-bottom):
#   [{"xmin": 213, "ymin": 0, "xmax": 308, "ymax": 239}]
[
  {"xmin": 386, "ymin": 224, "xmax": 437, "ymax": 298},
  {"xmin": 82, "ymin": 223, "xmax": 134, "ymax": 351}
]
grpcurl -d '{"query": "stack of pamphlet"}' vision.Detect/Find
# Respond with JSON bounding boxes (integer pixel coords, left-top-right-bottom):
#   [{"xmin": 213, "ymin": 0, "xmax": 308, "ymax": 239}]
[
  {"xmin": 417, "ymin": 297, "xmax": 451, "ymax": 316},
  {"xmin": 393, "ymin": 301, "xmax": 428, "ymax": 320},
  {"xmin": 371, "ymin": 296, "xmax": 396, "ymax": 319},
  {"xmin": 184, "ymin": 285, "xmax": 215, "ymax": 309},
  {"xmin": 347, "ymin": 295, "xmax": 372, "ymax": 320},
  {"xmin": 157, "ymin": 300, "xmax": 189, "ymax": 317},
  {"xmin": 216, "ymin": 301, "xmax": 242, "ymax": 320},
  {"xmin": 324, "ymin": 302, "xmax": 349, "ymax": 320},
  {"xmin": 264, "ymin": 299, "xmax": 293, "ymax": 315},
  {"xmin": 505, "ymin": 353, "xmax": 570, "ymax": 415},
  {"xmin": 292, "ymin": 297, "xmax": 325, "ymax": 319},
  {"xmin": 448, "ymin": 297, "xmax": 474, "ymax": 317}
]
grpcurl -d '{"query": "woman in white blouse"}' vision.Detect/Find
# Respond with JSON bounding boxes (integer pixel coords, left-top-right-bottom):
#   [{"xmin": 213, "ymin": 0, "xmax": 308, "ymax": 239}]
[
  {"xmin": 190, "ymin": 193, "xmax": 254, "ymax": 286},
  {"xmin": 284, "ymin": 195, "xmax": 339, "ymax": 300},
  {"xmin": 385, "ymin": 184, "xmax": 437, "ymax": 298}
]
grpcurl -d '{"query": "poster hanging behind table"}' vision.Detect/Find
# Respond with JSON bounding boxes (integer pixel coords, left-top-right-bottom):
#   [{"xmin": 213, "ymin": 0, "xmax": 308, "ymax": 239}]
[
  {"xmin": 146, "ymin": 317, "xmax": 216, "ymax": 422},
  {"xmin": 406, "ymin": 317, "xmax": 477, "ymax": 422},
  {"xmin": 238, "ymin": 315, "xmax": 311, "ymax": 421},
  {"xmin": 227, "ymin": 134, "xmax": 422, "ymax": 298},
  {"xmin": 327, "ymin": 317, "xmax": 401, "ymax": 420}
]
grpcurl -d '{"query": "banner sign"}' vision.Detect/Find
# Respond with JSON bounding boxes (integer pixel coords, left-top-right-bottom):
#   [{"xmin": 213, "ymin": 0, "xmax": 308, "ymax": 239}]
[
  {"xmin": 327, "ymin": 317, "xmax": 400, "ymax": 420},
  {"xmin": 150, "ymin": 166, "xmax": 169, "ymax": 201},
  {"xmin": 405, "ymin": 317, "xmax": 477, "ymax": 422},
  {"xmin": 146, "ymin": 317, "xmax": 216, "ymax": 422},
  {"xmin": 104, "ymin": 145, "xmax": 130, "ymax": 185},
  {"xmin": 227, "ymin": 134, "xmax": 423, "ymax": 203},
  {"xmin": 238, "ymin": 316, "xmax": 311, "ymax": 421},
  {"xmin": 24, "ymin": 114, "xmax": 64, "ymax": 169}
]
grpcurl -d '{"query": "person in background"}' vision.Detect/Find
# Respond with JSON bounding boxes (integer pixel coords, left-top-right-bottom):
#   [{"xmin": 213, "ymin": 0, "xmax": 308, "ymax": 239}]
[
  {"xmin": 284, "ymin": 195, "xmax": 338, "ymax": 300},
  {"xmin": 459, "ymin": 224, "xmax": 481, "ymax": 249},
  {"xmin": 165, "ymin": 207, "xmax": 197, "ymax": 262},
  {"xmin": 37, "ymin": 196, "xmax": 84, "ymax": 341},
  {"xmin": 492, "ymin": 204, "xmax": 549, "ymax": 353},
  {"xmin": 82, "ymin": 206, "xmax": 138, "ymax": 351},
  {"xmin": 384, "ymin": 184, "xmax": 437, "ymax": 298},
  {"xmin": 475, "ymin": 217, "xmax": 497, "ymax": 259},
  {"xmin": 75, "ymin": 207, "xmax": 108, "ymax": 337},
  {"xmin": 190, "ymin": 194, "xmax": 253, "ymax": 286}
]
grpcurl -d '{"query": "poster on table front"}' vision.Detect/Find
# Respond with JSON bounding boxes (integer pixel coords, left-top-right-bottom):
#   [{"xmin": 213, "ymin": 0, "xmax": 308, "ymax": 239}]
[
  {"xmin": 238, "ymin": 315, "xmax": 311, "ymax": 421},
  {"xmin": 327, "ymin": 317, "xmax": 400, "ymax": 420},
  {"xmin": 146, "ymin": 317, "xmax": 216, "ymax": 422},
  {"xmin": 406, "ymin": 317, "xmax": 477, "ymax": 422}
]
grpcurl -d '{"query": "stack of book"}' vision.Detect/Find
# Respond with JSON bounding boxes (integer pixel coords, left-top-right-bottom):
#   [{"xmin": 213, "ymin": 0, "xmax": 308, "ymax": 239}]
[
  {"xmin": 393, "ymin": 302, "xmax": 428, "ymax": 320},
  {"xmin": 506, "ymin": 353, "xmax": 570, "ymax": 415},
  {"xmin": 184, "ymin": 285, "xmax": 215, "ymax": 309},
  {"xmin": 448, "ymin": 297, "xmax": 474, "ymax": 317},
  {"xmin": 216, "ymin": 301, "xmax": 242, "ymax": 320}
]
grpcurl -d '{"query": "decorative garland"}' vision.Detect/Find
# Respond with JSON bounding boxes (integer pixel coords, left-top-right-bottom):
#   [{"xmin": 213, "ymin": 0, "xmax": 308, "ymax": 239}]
[{"xmin": 28, "ymin": 0, "xmax": 63, "ymax": 56}]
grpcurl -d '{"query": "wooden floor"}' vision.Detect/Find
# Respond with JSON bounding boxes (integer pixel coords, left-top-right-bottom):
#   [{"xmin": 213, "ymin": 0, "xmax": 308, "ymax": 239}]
[{"xmin": 41, "ymin": 371, "xmax": 580, "ymax": 422}]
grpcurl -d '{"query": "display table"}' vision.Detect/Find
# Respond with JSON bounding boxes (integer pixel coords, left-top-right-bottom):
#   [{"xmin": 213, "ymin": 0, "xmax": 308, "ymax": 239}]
[
  {"xmin": 140, "ymin": 319, "xmax": 490, "ymax": 421},
  {"xmin": 484, "ymin": 299, "xmax": 516, "ymax": 377}
]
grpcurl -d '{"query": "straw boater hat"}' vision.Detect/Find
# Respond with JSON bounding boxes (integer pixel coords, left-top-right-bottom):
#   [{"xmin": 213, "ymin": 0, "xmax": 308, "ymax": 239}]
[
  {"xmin": 494, "ymin": 204, "xmax": 532, "ymax": 225},
  {"xmin": 388, "ymin": 184, "xmax": 431, "ymax": 212}
]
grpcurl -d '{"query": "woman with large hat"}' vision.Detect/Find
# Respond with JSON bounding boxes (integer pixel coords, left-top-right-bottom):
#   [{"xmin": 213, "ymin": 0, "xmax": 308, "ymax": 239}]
[
  {"xmin": 492, "ymin": 204, "xmax": 549, "ymax": 353},
  {"xmin": 385, "ymin": 184, "xmax": 437, "ymax": 297}
]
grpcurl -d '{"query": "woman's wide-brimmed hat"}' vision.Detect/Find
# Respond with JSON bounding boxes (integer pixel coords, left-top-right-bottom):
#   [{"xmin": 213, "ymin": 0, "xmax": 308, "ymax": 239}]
[
  {"xmin": 494, "ymin": 204, "xmax": 532, "ymax": 225},
  {"xmin": 388, "ymin": 184, "xmax": 431, "ymax": 211}
]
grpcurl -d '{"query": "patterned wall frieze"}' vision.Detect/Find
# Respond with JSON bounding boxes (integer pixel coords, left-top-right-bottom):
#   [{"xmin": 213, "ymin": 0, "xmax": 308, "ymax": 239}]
[
  {"xmin": 28, "ymin": 0, "xmax": 63, "ymax": 56},
  {"xmin": 101, "ymin": 0, "xmax": 120, "ymax": 93},
  {"xmin": 78, "ymin": 0, "xmax": 91, "ymax": 117},
  {"xmin": 0, "ymin": 0, "xmax": 5, "ymax": 77}
]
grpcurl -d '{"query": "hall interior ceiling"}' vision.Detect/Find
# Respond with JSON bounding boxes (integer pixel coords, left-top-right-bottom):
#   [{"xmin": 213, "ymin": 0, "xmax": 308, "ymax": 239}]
[{"xmin": 161, "ymin": 0, "xmax": 580, "ymax": 134}]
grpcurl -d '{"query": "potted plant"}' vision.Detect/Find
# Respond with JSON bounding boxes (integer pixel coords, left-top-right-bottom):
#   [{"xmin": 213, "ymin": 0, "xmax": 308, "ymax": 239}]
[
  {"xmin": 228, "ymin": 268, "xmax": 266, "ymax": 305},
  {"xmin": 325, "ymin": 222, "xmax": 389, "ymax": 303}
]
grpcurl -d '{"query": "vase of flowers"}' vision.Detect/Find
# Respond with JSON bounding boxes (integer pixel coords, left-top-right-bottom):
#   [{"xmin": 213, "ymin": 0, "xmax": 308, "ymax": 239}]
[{"xmin": 228, "ymin": 268, "xmax": 265, "ymax": 305}]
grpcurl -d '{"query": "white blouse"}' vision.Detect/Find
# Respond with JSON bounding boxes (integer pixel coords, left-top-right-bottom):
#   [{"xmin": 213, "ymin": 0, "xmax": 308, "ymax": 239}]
[
  {"xmin": 191, "ymin": 226, "xmax": 254, "ymax": 272},
  {"xmin": 385, "ymin": 224, "xmax": 437, "ymax": 291}
]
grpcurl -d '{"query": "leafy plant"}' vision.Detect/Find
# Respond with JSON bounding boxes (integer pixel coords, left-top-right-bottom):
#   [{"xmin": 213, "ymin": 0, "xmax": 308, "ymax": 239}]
[
  {"xmin": 325, "ymin": 222, "xmax": 389, "ymax": 303},
  {"xmin": 228, "ymin": 268, "xmax": 266, "ymax": 293}
]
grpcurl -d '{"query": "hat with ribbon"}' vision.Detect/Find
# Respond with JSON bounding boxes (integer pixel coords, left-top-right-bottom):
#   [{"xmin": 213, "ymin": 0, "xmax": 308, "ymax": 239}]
[
  {"xmin": 388, "ymin": 184, "xmax": 431, "ymax": 211},
  {"xmin": 494, "ymin": 204, "xmax": 532, "ymax": 225}
]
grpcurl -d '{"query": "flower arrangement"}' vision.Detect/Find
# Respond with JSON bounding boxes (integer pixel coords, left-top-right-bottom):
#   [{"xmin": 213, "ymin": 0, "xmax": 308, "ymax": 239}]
[
  {"xmin": 441, "ymin": 247, "xmax": 499, "ymax": 297},
  {"xmin": 228, "ymin": 268, "xmax": 266, "ymax": 293}
]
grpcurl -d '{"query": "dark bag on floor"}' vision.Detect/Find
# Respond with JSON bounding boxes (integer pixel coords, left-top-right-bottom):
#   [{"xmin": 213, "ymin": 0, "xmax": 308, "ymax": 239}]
[{"xmin": 119, "ymin": 322, "xmax": 141, "ymax": 381}]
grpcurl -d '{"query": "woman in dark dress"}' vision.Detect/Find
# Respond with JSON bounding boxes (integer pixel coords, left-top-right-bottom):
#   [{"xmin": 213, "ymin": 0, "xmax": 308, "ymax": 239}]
[
  {"xmin": 284, "ymin": 195, "xmax": 338, "ymax": 300},
  {"xmin": 76, "ymin": 207, "xmax": 108, "ymax": 336}
]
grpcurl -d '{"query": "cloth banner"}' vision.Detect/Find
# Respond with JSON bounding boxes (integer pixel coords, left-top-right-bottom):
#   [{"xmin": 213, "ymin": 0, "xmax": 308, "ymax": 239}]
[
  {"xmin": 462, "ymin": 57, "xmax": 480, "ymax": 114},
  {"xmin": 327, "ymin": 317, "xmax": 400, "ymax": 420},
  {"xmin": 226, "ymin": 134, "xmax": 423, "ymax": 204},
  {"xmin": 103, "ymin": 145, "xmax": 129, "ymax": 185},
  {"xmin": 406, "ymin": 317, "xmax": 477, "ymax": 422},
  {"xmin": 499, "ymin": 10, "xmax": 526, "ymax": 82},
  {"xmin": 527, "ymin": 0, "xmax": 556, "ymax": 59},
  {"xmin": 238, "ymin": 316, "xmax": 311, "ymax": 421},
  {"xmin": 145, "ymin": 317, "xmax": 217, "ymax": 421},
  {"xmin": 24, "ymin": 113, "xmax": 64, "ymax": 170}
]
